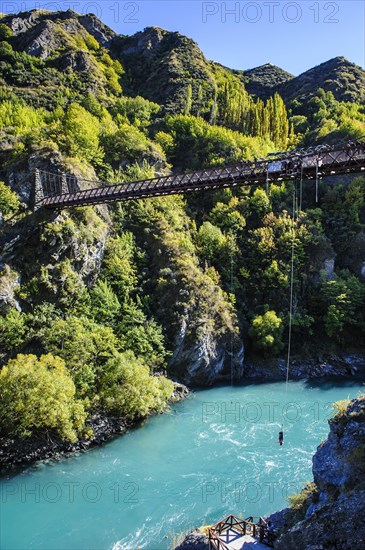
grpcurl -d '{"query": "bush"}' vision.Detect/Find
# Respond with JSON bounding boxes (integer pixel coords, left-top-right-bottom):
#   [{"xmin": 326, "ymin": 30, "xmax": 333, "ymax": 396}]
[
  {"xmin": 288, "ymin": 482, "xmax": 318, "ymax": 519},
  {"xmin": 0, "ymin": 23, "xmax": 12, "ymax": 41},
  {"xmin": 0, "ymin": 354, "xmax": 86, "ymax": 441},
  {"xmin": 0, "ymin": 309, "xmax": 27, "ymax": 355},
  {"xmin": 249, "ymin": 310, "xmax": 283, "ymax": 353},
  {"xmin": 98, "ymin": 351, "xmax": 174, "ymax": 418},
  {"xmin": 42, "ymin": 316, "xmax": 118, "ymax": 397},
  {"xmin": 0, "ymin": 181, "xmax": 19, "ymax": 216},
  {"xmin": 332, "ymin": 399, "xmax": 351, "ymax": 420}
]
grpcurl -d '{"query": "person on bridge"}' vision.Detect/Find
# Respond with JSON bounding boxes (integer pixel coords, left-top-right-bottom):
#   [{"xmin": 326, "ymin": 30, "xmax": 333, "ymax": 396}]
[{"xmin": 278, "ymin": 428, "xmax": 284, "ymax": 446}]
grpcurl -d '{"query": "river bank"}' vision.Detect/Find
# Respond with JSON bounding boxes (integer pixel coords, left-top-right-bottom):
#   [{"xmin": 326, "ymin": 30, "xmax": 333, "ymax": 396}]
[
  {"xmin": 242, "ymin": 352, "xmax": 365, "ymax": 381},
  {"xmin": 0, "ymin": 382, "xmax": 189, "ymax": 476},
  {"xmin": 1, "ymin": 352, "xmax": 364, "ymax": 477}
]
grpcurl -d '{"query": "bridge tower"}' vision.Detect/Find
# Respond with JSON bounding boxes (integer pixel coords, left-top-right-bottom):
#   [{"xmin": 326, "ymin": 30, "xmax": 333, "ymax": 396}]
[
  {"xmin": 61, "ymin": 173, "xmax": 69, "ymax": 194},
  {"xmin": 32, "ymin": 169, "xmax": 44, "ymax": 211}
]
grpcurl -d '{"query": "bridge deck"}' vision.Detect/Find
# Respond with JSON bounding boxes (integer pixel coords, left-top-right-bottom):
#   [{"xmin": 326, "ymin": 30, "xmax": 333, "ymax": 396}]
[{"xmin": 33, "ymin": 139, "xmax": 365, "ymax": 209}]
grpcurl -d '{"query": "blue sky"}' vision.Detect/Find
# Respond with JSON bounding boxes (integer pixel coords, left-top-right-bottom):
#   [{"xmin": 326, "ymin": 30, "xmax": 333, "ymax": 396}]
[{"xmin": 3, "ymin": 0, "xmax": 364, "ymax": 74}]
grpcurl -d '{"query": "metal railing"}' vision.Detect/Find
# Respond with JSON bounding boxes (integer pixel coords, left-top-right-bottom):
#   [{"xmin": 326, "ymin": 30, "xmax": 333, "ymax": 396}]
[{"xmin": 33, "ymin": 138, "xmax": 365, "ymax": 209}]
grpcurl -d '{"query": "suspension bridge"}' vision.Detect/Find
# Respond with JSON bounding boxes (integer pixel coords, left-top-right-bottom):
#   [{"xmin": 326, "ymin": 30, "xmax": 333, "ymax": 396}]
[{"xmin": 33, "ymin": 139, "xmax": 365, "ymax": 209}]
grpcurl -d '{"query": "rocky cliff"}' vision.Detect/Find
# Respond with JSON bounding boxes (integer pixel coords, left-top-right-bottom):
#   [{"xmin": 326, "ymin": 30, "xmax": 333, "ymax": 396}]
[{"xmin": 271, "ymin": 395, "xmax": 365, "ymax": 549}]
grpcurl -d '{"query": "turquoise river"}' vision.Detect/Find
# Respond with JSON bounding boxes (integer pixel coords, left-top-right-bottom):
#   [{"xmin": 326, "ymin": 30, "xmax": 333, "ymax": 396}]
[{"xmin": 1, "ymin": 379, "xmax": 364, "ymax": 550}]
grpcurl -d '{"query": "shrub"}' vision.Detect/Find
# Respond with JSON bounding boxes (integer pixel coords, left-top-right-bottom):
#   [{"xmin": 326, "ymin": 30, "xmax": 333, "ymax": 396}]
[
  {"xmin": 249, "ymin": 310, "xmax": 283, "ymax": 353},
  {"xmin": 0, "ymin": 354, "xmax": 86, "ymax": 441}
]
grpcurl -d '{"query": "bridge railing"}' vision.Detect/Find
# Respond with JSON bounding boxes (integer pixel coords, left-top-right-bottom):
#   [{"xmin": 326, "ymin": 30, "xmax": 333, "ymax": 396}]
[{"xmin": 33, "ymin": 138, "xmax": 365, "ymax": 209}]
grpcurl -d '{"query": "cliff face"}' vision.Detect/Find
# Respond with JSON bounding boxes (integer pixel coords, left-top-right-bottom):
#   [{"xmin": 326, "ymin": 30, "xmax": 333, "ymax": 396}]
[
  {"xmin": 273, "ymin": 396, "xmax": 365, "ymax": 549},
  {"xmin": 0, "ymin": 151, "xmax": 110, "ymax": 313}
]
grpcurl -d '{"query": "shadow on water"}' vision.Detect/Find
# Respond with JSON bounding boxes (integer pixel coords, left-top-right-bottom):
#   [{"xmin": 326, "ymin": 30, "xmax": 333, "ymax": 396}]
[{"xmin": 303, "ymin": 377, "xmax": 365, "ymax": 391}]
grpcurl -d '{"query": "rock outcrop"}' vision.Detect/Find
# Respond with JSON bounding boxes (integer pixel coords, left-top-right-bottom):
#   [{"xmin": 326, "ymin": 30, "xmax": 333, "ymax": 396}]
[
  {"xmin": 0, "ymin": 265, "xmax": 21, "ymax": 313},
  {"xmin": 269, "ymin": 396, "xmax": 365, "ymax": 549}
]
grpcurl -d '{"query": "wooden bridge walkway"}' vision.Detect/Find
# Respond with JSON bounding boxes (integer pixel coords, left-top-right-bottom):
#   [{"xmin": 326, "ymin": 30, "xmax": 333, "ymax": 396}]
[{"xmin": 33, "ymin": 139, "xmax": 365, "ymax": 209}]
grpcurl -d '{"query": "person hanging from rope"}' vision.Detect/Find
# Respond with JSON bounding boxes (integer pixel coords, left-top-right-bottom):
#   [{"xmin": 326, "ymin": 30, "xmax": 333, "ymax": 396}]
[{"xmin": 278, "ymin": 426, "xmax": 284, "ymax": 446}]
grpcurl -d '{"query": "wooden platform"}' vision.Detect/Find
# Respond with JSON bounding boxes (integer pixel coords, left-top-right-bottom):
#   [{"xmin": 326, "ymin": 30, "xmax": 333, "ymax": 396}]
[
  {"xmin": 218, "ymin": 528, "xmax": 271, "ymax": 549},
  {"xmin": 208, "ymin": 514, "xmax": 275, "ymax": 549}
]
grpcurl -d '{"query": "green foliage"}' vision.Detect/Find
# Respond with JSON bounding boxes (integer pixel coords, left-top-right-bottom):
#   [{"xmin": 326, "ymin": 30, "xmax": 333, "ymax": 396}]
[
  {"xmin": 117, "ymin": 299, "xmax": 168, "ymax": 368},
  {"xmin": 249, "ymin": 310, "xmax": 283, "ymax": 353},
  {"xmin": 102, "ymin": 123, "xmax": 165, "ymax": 170},
  {"xmin": 111, "ymin": 96, "xmax": 160, "ymax": 129},
  {"xmin": 331, "ymin": 399, "xmax": 351, "ymax": 419},
  {"xmin": 102, "ymin": 232, "xmax": 138, "ymax": 300},
  {"xmin": 0, "ymin": 23, "xmax": 12, "ymax": 41},
  {"xmin": 63, "ymin": 103, "xmax": 102, "ymax": 163},
  {"xmin": 0, "ymin": 181, "xmax": 20, "ymax": 216},
  {"xmin": 197, "ymin": 222, "xmax": 227, "ymax": 261},
  {"xmin": 291, "ymin": 89, "xmax": 365, "ymax": 144},
  {"xmin": 164, "ymin": 114, "xmax": 274, "ymax": 169},
  {"xmin": 0, "ymin": 100, "xmax": 46, "ymax": 141},
  {"xmin": 321, "ymin": 275, "xmax": 365, "ymax": 341},
  {"xmin": 98, "ymin": 351, "xmax": 174, "ymax": 418},
  {"xmin": 42, "ymin": 316, "xmax": 118, "ymax": 397},
  {"xmin": 0, "ymin": 354, "xmax": 86, "ymax": 441},
  {"xmin": 90, "ymin": 279, "xmax": 121, "ymax": 326},
  {"xmin": 288, "ymin": 482, "xmax": 318, "ymax": 521},
  {"xmin": 209, "ymin": 197, "xmax": 246, "ymax": 232},
  {"xmin": 0, "ymin": 309, "xmax": 27, "ymax": 355}
]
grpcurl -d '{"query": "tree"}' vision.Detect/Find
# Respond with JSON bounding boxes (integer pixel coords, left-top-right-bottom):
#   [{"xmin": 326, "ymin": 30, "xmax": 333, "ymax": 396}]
[
  {"xmin": 90, "ymin": 279, "xmax": 121, "ymax": 327},
  {"xmin": 102, "ymin": 232, "xmax": 138, "ymax": 300},
  {"xmin": 98, "ymin": 351, "xmax": 174, "ymax": 418},
  {"xmin": 0, "ymin": 23, "xmax": 12, "ymax": 41},
  {"xmin": 63, "ymin": 103, "xmax": 102, "ymax": 163},
  {"xmin": 0, "ymin": 181, "xmax": 19, "ymax": 217},
  {"xmin": 197, "ymin": 221, "xmax": 227, "ymax": 261},
  {"xmin": 249, "ymin": 310, "xmax": 283, "ymax": 353},
  {"xmin": 43, "ymin": 316, "xmax": 119, "ymax": 397},
  {"xmin": 0, "ymin": 309, "xmax": 27, "ymax": 356},
  {"xmin": 183, "ymin": 84, "xmax": 193, "ymax": 115},
  {"xmin": 117, "ymin": 299, "xmax": 168, "ymax": 368},
  {"xmin": 0, "ymin": 354, "xmax": 86, "ymax": 441}
]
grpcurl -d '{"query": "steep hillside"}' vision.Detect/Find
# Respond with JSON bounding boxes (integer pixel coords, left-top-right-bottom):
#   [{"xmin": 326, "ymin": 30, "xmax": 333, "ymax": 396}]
[
  {"xmin": 234, "ymin": 63, "xmax": 294, "ymax": 99},
  {"xmin": 278, "ymin": 56, "xmax": 365, "ymax": 104},
  {"xmin": 0, "ymin": 9, "xmax": 120, "ymax": 107},
  {"xmin": 112, "ymin": 26, "xmax": 217, "ymax": 116}
]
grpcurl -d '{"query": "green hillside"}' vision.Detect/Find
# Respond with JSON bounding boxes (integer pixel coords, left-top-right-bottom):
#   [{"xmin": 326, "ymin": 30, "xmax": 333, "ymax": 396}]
[{"xmin": 0, "ymin": 9, "xmax": 364, "ymax": 449}]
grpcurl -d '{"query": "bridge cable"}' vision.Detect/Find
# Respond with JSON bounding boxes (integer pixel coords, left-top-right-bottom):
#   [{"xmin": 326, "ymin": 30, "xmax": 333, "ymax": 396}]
[{"xmin": 299, "ymin": 163, "xmax": 303, "ymax": 212}]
